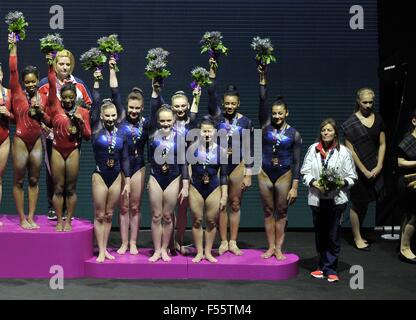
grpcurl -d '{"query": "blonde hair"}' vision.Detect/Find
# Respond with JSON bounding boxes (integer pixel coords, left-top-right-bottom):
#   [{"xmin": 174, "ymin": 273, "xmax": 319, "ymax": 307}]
[
  {"xmin": 355, "ymin": 87, "xmax": 375, "ymax": 112},
  {"xmin": 171, "ymin": 91, "xmax": 188, "ymax": 105},
  {"xmin": 100, "ymin": 100, "xmax": 117, "ymax": 114},
  {"xmin": 53, "ymin": 49, "xmax": 75, "ymax": 74}
]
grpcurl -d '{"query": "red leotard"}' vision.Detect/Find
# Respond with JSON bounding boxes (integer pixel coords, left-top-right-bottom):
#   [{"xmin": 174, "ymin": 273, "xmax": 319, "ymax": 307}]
[
  {"xmin": 0, "ymin": 88, "xmax": 14, "ymax": 145},
  {"xmin": 46, "ymin": 66, "xmax": 91, "ymax": 159},
  {"xmin": 9, "ymin": 55, "xmax": 49, "ymax": 152}
]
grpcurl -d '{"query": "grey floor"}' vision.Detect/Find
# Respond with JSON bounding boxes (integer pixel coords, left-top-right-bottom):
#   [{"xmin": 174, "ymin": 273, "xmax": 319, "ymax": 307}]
[{"xmin": 0, "ymin": 230, "xmax": 415, "ymax": 300}]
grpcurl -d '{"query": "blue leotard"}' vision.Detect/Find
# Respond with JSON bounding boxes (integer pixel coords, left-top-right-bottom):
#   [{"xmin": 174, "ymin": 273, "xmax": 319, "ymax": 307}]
[
  {"xmin": 148, "ymin": 94, "xmax": 192, "ymax": 190},
  {"xmin": 91, "ymin": 88, "xmax": 130, "ymax": 188},
  {"xmin": 259, "ymin": 84, "xmax": 302, "ymax": 184},
  {"xmin": 190, "ymin": 143, "xmax": 228, "ymax": 200},
  {"xmin": 208, "ymin": 78, "xmax": 254, "ymax": 176}
]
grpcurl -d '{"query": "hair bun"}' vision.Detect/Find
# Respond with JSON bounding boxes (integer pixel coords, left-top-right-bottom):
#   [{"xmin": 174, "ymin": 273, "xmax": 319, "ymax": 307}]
[
  {"xmin": 225, "ymin": 84, "xmax": 238, "ymax": 91},
  {"xmin": 131, "ymin": 87, "xmax": 143, "ymax": 95}
]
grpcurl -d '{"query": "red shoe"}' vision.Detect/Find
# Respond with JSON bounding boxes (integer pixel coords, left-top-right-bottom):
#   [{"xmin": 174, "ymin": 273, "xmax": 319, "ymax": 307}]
[
  {"xmin": 327, "ymin": 274, "xmax": 339, "ymax": 282},
  {"xmin": 310, "ymin": 270, "xmax": 324, "ymax": 278}
]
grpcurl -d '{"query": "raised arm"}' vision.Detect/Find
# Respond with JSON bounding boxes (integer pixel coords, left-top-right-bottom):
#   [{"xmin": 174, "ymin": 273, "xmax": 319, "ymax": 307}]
[
  {"xmin": 109, "ymin": 58, "xmax": 125, "ymax": 122},
  {"xmin": 207, "ymin": 58, "xmax": 221, "ymax": 118},
  {"xmin": 8, "ymin": 33, "xmax": 20, "ymax": 93},
  {"xmin": 149, "ymin": 79, "xmax": 165, "ymax": 131},
  {"xmin": 90, "ymin": 70, "xmax": 103, "ymax": 133},
  {"xmin": 258, "ymin": 66, "xmax": 269, "ymax": 127},
  {"xmin": 189, "ymin": 87, "xmax": 201, "ymax": 124}
]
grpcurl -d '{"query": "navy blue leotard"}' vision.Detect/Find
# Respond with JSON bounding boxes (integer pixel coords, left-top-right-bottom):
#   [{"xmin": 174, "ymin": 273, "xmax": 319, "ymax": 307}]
[
  {"xmin": 91, "ymin": 88, "xmax": 130, "ymax": 188},
  {"xmin": 207, "ymin": 78, "xmax": 254, "ymax": 176},
  {"xmin": 148, "ymin": 94, "xmax": 189, "ymax": 191},
  {"xmin": 190, "ymin": 143, "xmax": 228, "ymax": 200},
  {"xmin": 259, "ymin": 84, "xmax": 302, "ymax": 184}
]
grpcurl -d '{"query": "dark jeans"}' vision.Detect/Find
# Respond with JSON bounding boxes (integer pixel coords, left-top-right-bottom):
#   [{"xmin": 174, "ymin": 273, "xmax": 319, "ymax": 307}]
[{"xmin": 310, "ymin": 200, "xmax": 347, "ymax": 276}]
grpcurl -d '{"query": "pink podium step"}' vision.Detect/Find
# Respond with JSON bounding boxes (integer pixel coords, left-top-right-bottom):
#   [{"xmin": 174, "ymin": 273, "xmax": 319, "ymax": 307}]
[
  {"xmin": 85, "ymin": 249, "xmax": 188, "ymax": 279},
  {"xmin": 85, "ymin": 249, "xmax": 299, "ymax": 280},
  {"xmin": 0, "ymin": 214, "xmax": 93, "ymax": 278},
  {"xmin": 187, "ymin": 250, "xmax": 299, "ymax": 280}
]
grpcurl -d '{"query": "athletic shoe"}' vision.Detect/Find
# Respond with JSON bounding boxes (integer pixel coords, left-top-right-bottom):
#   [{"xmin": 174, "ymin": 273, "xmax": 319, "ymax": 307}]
[
  {"xmin": 47, "ymin": 209, "xmax": 57, "ymax": 221},
  {"xmin": 327, "ymin": 274, "xmax": 339, "ymax": 282},
  {"xmin": 310, "ymin": 270, "xmax": 324, "ymax": 278}
]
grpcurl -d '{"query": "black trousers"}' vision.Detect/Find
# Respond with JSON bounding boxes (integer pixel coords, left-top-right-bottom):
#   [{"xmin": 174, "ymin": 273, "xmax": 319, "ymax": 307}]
[{"xmin": 310, "ymin": 200, "xmax": 347, "ymax": 276}]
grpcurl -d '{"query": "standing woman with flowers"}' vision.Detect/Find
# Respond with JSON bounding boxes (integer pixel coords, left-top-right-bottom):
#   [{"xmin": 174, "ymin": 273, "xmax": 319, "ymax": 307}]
[
  {"xmin": 204, "ymin": 31, "xmax": 254, "ymax": 256},
  {"xmin": 0, "ymin": 62, "xmax": 14, "ymax": 226},
  {"xmin": 257, "ymin": 59, "xmax": 302, "ymax": 260},
  {"xmin": 107, "ymin": 55, "xmax": 150, "ymax": 255},
  {"xmin": 38, "ymin": 34, "xmax": 93, "ymax": 221},
  {"xmin": 45, "ymin": 53, "xmax": 91, "ymax": 231},
  {"xmin": 301, "ymin": 119, "xmax": 357, "ymax": 282},
  {"xmin": 90, "ymin": 66, "xmax": 130, "ymax": 263},
  {"xmin": 7, "ymin": 16, "xmax": 50, "ymax": 229}
]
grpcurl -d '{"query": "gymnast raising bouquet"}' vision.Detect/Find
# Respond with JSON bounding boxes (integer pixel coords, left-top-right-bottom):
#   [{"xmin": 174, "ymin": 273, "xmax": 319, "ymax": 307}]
[
  {"xmin": 144, "ymin": 47, "xmax": 171, "ymax": 86},
  {"xmin": 200, "ymin": 31, "xmax": 228, "ymax": 72},
  {"xmin": 97, "ymin": 34, "xmax": 124, "ymax": 72},
  {"xmin": 5, "ymin": 11, "xmax": 28, "ymax": 50}
]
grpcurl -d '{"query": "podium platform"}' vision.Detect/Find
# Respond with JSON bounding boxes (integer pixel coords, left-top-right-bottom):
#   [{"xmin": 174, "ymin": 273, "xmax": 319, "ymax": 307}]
[
  {"xmin": 1, "ymin": 215, "xmax": 299, "ymax": 280},
  {"xmin": 0, "ymin": 215, "xmax": 93, "ymax": 278}
]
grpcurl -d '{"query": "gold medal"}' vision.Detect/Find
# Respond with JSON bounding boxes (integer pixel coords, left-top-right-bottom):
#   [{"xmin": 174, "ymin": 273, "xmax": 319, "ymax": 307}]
[
  {"xmin": 106, "ymin": 158, "xmax": 115, "ymax": 168},
  {"xmin": 134, "ymin": 149, "xmax": 139, "ymax": 159},
  {"xmin": 68, "ymin": 125, "xmax": 78, "ymax": 135},
  {"xmin": 202, "ymin": 173, "xmax": 210, "ymax": 185},
  {"xmin": 271, "ymin": 157, "xmax": 279, "ymax": 167},
  {"xmin": 161, "ymin": 163, "xmax": 169, "ymax": 174},
  {"xmin": 227, "ymin": 147, "xmax": 233, "ymax": 156}
]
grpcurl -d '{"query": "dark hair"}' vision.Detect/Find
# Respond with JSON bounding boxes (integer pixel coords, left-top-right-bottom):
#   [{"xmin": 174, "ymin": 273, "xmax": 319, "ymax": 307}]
[
  {"xmin": 21, "ymin": 65, "xmax": 39, "ymax": 80},
  {"xmin": 127, "ymin": 87, "xmax": 144, "ymax": 103},
  {"xmin": 223, "ymin": 84, "xmax": 240, "ymax": 99},
  {"xmin": 317, "ymin": 118, "xmax": 341, "ymax": 150},
  {"xmin": 60, "ymin": 82, "xmax": 77, "ymax": 96},
  {"xmin": 272, "ymin": 95, "xmax": 288, "ymax": 111},
  {"xmin": 199, "ymin": 115, "xmax": 216, "ymax": 128}
]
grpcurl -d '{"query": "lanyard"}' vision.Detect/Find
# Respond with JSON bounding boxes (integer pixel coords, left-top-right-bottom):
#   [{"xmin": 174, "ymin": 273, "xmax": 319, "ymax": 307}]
[
  {"xmin": 106, "ymin": 127, "xmax": 118, "ymax": 155},
  {"xmin": 130, "ymin": 117, "xmax": 144, "ymax": 144},
  {"xmin": 272, "ymin": 124, "xmax": 287, "ymax": 154},
  {"xmin": 321, "ymin": 148, "xmax": 335, "ymax": 170}
]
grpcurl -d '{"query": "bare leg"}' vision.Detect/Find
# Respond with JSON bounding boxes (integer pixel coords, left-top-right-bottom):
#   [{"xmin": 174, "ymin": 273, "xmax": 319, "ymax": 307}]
[
  {"xmin": 12, "ymin": 137, "xmax": 31, "ymax": 229},
  {"xmin": 228, "ymin": 163, "xmax": 245, "ymax": 255},
  {"xmin": 274, "ymin": 170, "xmax": 292, "ymax": 260},
  {"xmin": 129, "ymin": 167, "xmax": 145, "ymax": 255},
  {"xmin": 92, "ymin": 173, "xmax": 108, "ymax": 263},
  {"xmin": 117, "ymin": 175, "xmax": 130, "ymax": 254},
  {"xmin": 401, "ymin": 215, "xmax": 416, "ymax": 259},
  {"xmin": 189, "ymin": 185, "xmax": 204, "ymax": 263},
  {"xmin": 258, "ymin": 169, "xmax": 276, "ymax": 258},
  {"xmin": 161, "ymin": 176, "xmax": 181, "ymax": 262},
  {"xmin": 148, "ymin": 176, "xmax": 163, "ymax": 262},
  {"xmin": 63, "ymin": 149, "xmax": 80, "ymax": 231},
  {"xmin": 205, "ymin": 187, "xmax": 221, "ymax": 263},
  {"xmin": 103, "ymin": 174, "xmax": 121, "ymax": 261},
  {"xmin": 27, "ymin": 138, "xmax": 42, "ymax": 228},
  {"xmin": 0, "ymin": 137, "xmax": 10, "ymax": 219},
  {"xmin": 51, "ymin": 148, "xmax": 65, "ymax": 231},
  {"xmin": 350, "ymin": 208, "xmax": 368, "ymax": 248}
]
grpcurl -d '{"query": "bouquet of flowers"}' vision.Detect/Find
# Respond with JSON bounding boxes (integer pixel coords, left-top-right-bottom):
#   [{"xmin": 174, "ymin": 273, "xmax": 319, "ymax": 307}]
[
  {"xmin": 5, "ymin": 11, "xmax": 29, "ymax": 50},
  {"xmin": 190, "ymin": 67, "xmax": 211, "ymax": 105},
  {"xmin": 251, "ymin": 36, "xmax": 276, "ymax": 67},
  {"xmin": 80, "ymin": 48, "xmax": 107, "ymax": 80},
  {"xmin": 97, "ymin": 34, "xmax": 124, "ymax": 71},
  {"xmin": 318, "ymin": 167, "xmax": 344, "ymax": 194},
  {"xmin": 144, "ymin": 47, "xmax": 171, "ymax": 83},
  {"xmin": 40, "ymin": 33, "xmax": 64, "ymax": 64},
  {"xmin": 200, "ymin": 31, "xmax": 228, "ymax": 71}
]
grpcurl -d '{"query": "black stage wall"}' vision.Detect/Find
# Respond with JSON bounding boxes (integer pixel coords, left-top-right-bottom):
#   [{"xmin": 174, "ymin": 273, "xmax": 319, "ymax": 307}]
[{"xmin": 0, "ymin": 0, "xmax": 379, "ymax": 227}]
